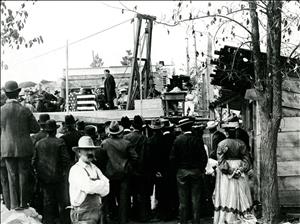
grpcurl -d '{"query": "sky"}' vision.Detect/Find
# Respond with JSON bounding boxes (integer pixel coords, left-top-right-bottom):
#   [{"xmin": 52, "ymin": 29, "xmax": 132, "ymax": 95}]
[
  {"xmin": 1, "ymin": 1, "xmax": 299, "ymax": 85},
  {"xmin": 1, "ymin": 1, "xmax": 197, "ymax": 84}
]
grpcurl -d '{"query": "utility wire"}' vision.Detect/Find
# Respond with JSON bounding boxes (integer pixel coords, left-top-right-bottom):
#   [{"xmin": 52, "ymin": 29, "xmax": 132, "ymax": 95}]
[{"xmin": 9, "ymin": 18, "xmax": 132, "ymax": 67}]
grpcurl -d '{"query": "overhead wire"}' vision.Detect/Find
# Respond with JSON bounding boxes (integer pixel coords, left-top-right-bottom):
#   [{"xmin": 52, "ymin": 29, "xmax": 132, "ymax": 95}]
[{"xmin": 9, "ymin": 18, "xmax": 133, "ymax": 68}]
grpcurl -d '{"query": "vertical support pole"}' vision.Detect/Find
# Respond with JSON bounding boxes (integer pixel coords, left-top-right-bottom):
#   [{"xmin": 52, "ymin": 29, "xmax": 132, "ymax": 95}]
[
  {"xmin": 127, "ymin": 16, "xmax": 142, "ymax": 110},
  {"xmin": 144, "ymin": 20, "xmax": 153, "ymax": 98},
  {"xmin": 66, "ymin": 40, "xmax": 69, "ymax": 113},
  {"xmin": 186, "ymin": 37, "xmax": 190, "ymax": 76},
  {"xmin": 193, "ymin": 26, "xmax": 198, "ymax": 78},
  {"xmin": 206, "ymin": 33, "xmax": 213, "ymax": 116}
]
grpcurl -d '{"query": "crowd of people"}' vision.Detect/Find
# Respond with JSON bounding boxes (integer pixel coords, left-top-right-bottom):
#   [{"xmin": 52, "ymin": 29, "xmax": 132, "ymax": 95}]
[{"xmin": 1, "ymin": 80, "xmax": 258, "ymax": 224}]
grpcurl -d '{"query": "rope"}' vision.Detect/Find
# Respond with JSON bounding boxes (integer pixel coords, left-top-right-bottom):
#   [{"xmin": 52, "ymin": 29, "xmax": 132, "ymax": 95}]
[{"xmin": 9, "ymin": 18, "xmax": 133, "ymax": 67}]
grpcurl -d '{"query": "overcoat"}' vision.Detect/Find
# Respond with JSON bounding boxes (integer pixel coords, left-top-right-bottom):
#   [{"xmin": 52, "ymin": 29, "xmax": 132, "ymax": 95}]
[
  {"xmin": 1, "ymin": 99, "xmax": 40, "ymax": 158},
  {"xmin": 104, "ymin": 74, "xmax": 116, "ymax": 102}
]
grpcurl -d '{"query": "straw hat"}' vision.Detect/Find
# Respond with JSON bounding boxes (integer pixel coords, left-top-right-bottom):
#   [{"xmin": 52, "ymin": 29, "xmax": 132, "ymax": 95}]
[{"xmin": 72, "ymin": 136, "xmax": 101, "ymax": 152}]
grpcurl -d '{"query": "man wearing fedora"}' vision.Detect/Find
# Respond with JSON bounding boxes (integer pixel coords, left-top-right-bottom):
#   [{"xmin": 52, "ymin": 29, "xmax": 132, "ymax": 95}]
[
  {"xmin": 124, "ymin": 115, "xmax": 151, "ymax": 222},
  {"xmin": 170, "ymin": 118, "xmax": 208, "ymax": 224},
  {"xmin": 60, "ymin": 115, "xmax": 83, "ymax": 163},
  {"xmin": 1, "ymin": 80, "xmax": 40, "ymax": 210},
  {"xmin": 33, "ymin": 119, "xmax": 71, "ymax": 224},
  {"xmin": 31, "ymin": 113, "xmax": 50, "ymax": 146},
  {"xmin": 160, "ymin": 118, "xmax": 179, "ymax": 221},
  {"xmin": 147, "ymin": 118, "xmax": 167, "ymax": 221},
  {"xmin": 101, "ymin": 120, "xmax": 137, "ymax": 224},
  {"xmin": 69, "ymin": 136, "xmax": 110, "ymax": 224}
]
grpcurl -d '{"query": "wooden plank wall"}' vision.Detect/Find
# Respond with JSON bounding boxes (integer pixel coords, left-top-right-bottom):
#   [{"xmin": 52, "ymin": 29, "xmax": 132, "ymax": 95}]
[
  {"xmin": 277, "ymin": 116, "xmax": 300, "ymax": 207},
  {"xmin": 255, "ymin": 78, "xmax": 300, "ymax": 208}
]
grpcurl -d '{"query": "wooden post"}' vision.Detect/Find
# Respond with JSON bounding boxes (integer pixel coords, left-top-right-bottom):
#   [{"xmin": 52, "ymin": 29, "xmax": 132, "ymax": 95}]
[
  {"xmin": 66, "ymin": 40, "xmax": 69, "ymax": 113},
  {"xmin": 126, "ymin": 16, "xmax": 142, "ymax": 110},
  {"xmin": 193, "ymin": 26, "xmax": 198, "ymax": 78},
  {"xmin": 186, "ymin": 37, "xmax": 190, "ymax": 76},
  {"xmin": 145, "ymin": 20, "xmax": 153, "ymax": 98}
]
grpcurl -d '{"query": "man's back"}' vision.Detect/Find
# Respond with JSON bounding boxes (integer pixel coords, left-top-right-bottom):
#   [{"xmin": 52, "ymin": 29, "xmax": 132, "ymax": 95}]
[
  {"xmin": 101, "ymin": 137, "xmax": 137, "ymax": 179},
  {"xmin": 34, "ymin": 136, "xmax": 70, "ymax": 183},
  {"xmin": 171, "ymin": 133, "xmax": 207, "ymax": 171},
  {"xmin": 124, "ymin": 131, "xmax": 148, "ymax": 175},
  {"xmin": 1, "ymin": 100, "xmax": 39, "ymax": 157}
]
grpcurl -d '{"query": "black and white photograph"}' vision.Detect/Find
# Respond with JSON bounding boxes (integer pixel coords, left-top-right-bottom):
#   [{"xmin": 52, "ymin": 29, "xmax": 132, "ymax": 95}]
[{"xmin": 1, "ymin": 1, "xmax": 300, "ymax": 224}]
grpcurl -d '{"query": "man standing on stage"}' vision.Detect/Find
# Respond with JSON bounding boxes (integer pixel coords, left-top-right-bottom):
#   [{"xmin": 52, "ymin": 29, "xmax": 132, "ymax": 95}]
[
  {"xmin": 104, "ymin": 69, "xmax": 116, "ymax": 110},
  {"xmin": 1, "ymin": 80, "xmax": 40, "ymax": 210}
]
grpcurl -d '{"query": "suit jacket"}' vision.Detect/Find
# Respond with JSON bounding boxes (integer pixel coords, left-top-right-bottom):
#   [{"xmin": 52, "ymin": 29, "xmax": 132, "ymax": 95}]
[
  {"xmin": 31, "ymin": 130, "xmax": 48, "ymax": 146},
  {"xmin": 1, "ymin": 99, "xmax": 40, "ymax": 158},
  {"xmin": 104, "ymin": 74, "xmax": 116, "ymax": 102},
  {"xmin": 170, "ymin": 132, "xmax": 208, "ymax": 171},
  {"xmin": 33, "ymin": 136, "xmax": 71, "ymax": 183},
  {"xmin": 101, "ymin": 137, "xmax": 137, "ymax": 180},
  {"xmin": 124, "ymin": 130, "xmax": 149, "ymax": 176},
  {"xmin": 60, "ymin": 129, "xmax": 82, "ymax": 162}
]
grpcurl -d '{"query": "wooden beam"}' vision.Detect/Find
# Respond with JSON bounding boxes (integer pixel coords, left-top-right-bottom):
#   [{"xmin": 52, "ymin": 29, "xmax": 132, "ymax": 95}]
[
  {"xmin": 283, "ymin": 79, "xmax": 300, "ymax": 94},
  {"xmin": 277, "ymin": 161, "xmax": 300, "ymax": 177},
  {"xmin": 127, "ymin": 17, "xmax": 142, "ymax": 110},
  {"xmin": 282, "ymin": 91, "xmax": 300, "ymax": 110}
]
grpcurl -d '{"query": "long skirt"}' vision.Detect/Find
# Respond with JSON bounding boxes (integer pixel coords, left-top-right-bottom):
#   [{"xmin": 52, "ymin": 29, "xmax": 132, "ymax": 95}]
[{"xmin": 213, "ymin": 160, "xmax": 256, "ymax": 224}]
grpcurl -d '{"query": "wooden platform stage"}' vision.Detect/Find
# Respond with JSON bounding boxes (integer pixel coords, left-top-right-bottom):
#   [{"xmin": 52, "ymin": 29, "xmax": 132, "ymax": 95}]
[{"xmin": 34, "ymin": 108, "xmax": 164, "ymax": 124}]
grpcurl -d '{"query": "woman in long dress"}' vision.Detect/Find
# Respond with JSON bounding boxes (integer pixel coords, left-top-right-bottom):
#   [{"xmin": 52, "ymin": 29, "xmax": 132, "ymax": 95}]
[{"xmin": 213, "ymin": 122, "xmax": 255, "ymax": 224}]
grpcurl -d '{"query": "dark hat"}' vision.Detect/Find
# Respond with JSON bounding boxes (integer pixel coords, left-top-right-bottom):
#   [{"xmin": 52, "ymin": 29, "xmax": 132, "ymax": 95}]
[
  {"xmin": 121, "ymin": 116, "xmax": 131, "ymax": 129},
  {"xmin": 177, "ymin": 118, "xmax": 194, "ymax": 127},
  {"xmin": 72, "ymin": 136, "xmax": 101, "ymax": 152},
  {"xmin": 65, "ymin": 115, "xmax": 76, "ymax": 126},
  {"xmin": 185, "ymin": 82, "xmax": 193, "ymax": 88},
  {"xmin": 84, "ymin": 125, "xmax": 97, "ymax": 138},
  {"xmin": 4, "ymin": 81, "xmax": 21, "ymax": 93},
  {"xmin": 45, "ymin": 119, "xmax": 60, "ymax": 131},
  {"xmin": 160, "ymin": 118, "xmax": 174, "ymax": 128},
  {"xmin": 54, "ymin": 90, "xmax": 60, "ymax": 95},
  {"xmin": 109, "ymin": 120, "xmax": 124, "ymax": 135},
  {"xmin": 38, "ymin": 114, "xmax": 50, "ymax": 125},
  {"xmin": 76, "ymin": 121, "xmax": 85, "ymax": 131},
  {"xmin": 132, "ymin": 115, "xmax": 144, "ymax": 130},
  {"xmin": 149, "ymin": 118, "xmax": 164, "ymax": 129}
]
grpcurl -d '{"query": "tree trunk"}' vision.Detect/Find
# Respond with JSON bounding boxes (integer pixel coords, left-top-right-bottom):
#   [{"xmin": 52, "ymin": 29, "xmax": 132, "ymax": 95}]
[
  {"xmin": 258, "ymin": 100, "xmax": 281, "ymax": 223},
  {"xmin": 249, "ymin": 1, "xmax": 282, "ymax": 223}
]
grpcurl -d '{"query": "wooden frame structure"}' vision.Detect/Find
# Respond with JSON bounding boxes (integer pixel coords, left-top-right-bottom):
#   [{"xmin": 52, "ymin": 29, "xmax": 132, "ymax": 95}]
[{"xmin": 126, "ymin": 13, "xmax": 156, "ymax": 110}]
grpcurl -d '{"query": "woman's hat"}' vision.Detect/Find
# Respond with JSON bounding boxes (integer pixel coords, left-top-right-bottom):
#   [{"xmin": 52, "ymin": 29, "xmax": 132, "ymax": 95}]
[
  {"xmin": 109, "ymin": 120, "xmax": 124, "ymax": 135},
  {"xmin": 4, "ymin": 81, "xmax": 21, "ymax": 93},
  {"xmin": 38, "ymin": 113, "xmax": 50, "ymax": 125},
  {"xmin": 72, "ymin": 136, "xmax": 101, "ymax": 152},
  {"xmin": 177, "ymin": 118, "xmax": 194, "ymax": 127},
  {"xmin": 207, "ymin": 121, "xmax": 219, "ymax": 130},
  {"xmin": 221, "ymin": 121, "xmax": 239, "ymax": 129},
  {"xmin": 149, "ymin": 118, "xmax": 164, "ymax": 129},
  {"xmin": 44, "ymin": 119, "xmax": 60, "ymax": 131}
]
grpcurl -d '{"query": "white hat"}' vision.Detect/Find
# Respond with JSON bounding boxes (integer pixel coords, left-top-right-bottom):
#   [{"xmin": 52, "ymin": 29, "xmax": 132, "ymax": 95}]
[
  {"xmin": 207, "ymin": 121, "xmax": 219, "ymax": 129},
  {"xmin": 72, "ymin": 136, "xmax": 101, "ymax": 152}
]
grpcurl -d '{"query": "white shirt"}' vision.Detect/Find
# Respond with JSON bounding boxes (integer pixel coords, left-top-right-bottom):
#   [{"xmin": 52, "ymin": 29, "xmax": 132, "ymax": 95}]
[{"xmin": 69, "ymin": 158, "xmax": 110, "ymax": 207}]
